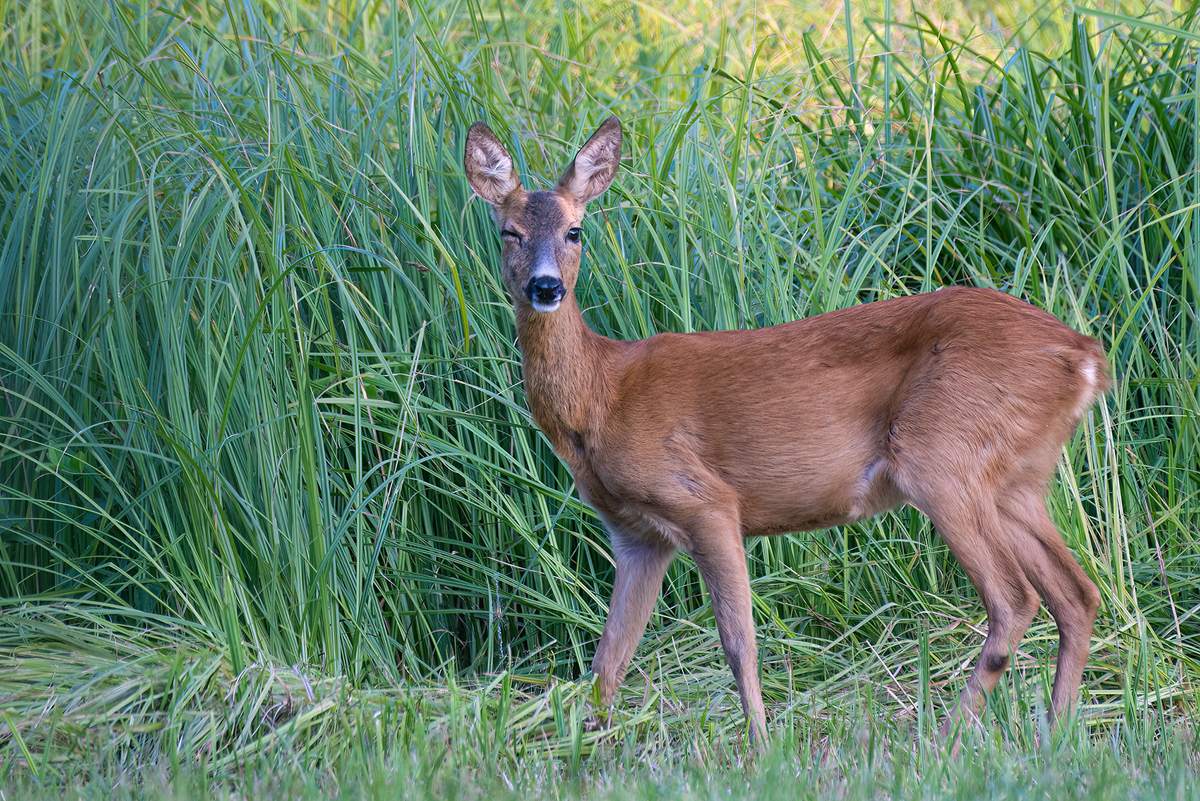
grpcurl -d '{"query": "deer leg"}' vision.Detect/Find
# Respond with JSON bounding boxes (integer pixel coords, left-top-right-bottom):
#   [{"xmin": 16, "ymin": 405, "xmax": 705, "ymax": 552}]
[
  {"xmin": 999, "ymin": 488, "xmax": 1099, "ymax": 722},
  {"xmin": 925, "ymin": 499, "xmax": 1041, "ymax": 737},
  {"xmin": 685, "ymin": 512, "xmax": 767, "ymax": 742},
  {"xmin": 592, "ymin": 530, "xmax": 677, "ymax": 713}
]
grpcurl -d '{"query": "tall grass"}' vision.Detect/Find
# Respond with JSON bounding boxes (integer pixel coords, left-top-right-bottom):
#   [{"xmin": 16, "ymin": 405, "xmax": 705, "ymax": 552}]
[{"xmin": 1, "ymin": 0, "xmax": 1198, "ymax": 793}]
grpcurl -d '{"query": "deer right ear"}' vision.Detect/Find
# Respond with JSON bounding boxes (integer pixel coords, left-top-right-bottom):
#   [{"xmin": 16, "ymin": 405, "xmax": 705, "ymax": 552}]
[
  {"xmin": 464, "ymin": 122, "xmax": 522, "ymax": 205},
  {"xmin": 556, "ymin": 116, "xmax": 622, "ymax": 205}
]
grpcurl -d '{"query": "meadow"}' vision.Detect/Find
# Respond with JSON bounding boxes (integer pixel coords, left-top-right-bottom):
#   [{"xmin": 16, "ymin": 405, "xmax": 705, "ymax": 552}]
[{"xmin": 1, "ymin": 0, "xmax": 1198, "ymax": 797}]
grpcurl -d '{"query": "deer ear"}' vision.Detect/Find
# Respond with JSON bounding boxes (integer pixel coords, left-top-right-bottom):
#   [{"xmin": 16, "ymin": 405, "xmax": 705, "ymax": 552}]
[
  {"xmin": 464, "ymin": 122, "xmax": 522, "ymax": 205},
  {"xmin": 556, "ymin": 116, "xmax": 622, "ymax": 205}
]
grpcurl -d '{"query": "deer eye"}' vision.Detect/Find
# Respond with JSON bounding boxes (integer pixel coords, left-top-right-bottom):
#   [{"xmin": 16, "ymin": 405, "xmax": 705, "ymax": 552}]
[
  {"xmin": 565, "ymin": 227, "xmax": 582, "ymax": 244},
  {"xmin": 501, "ymin": 229, "xmax": 522, "ymax": 244}
]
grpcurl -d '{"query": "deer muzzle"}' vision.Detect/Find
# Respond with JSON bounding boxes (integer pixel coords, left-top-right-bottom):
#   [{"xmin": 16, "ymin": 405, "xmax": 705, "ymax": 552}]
[{"xmin": 525, "ymin": 275, "xmax": 566, "ymax": 312}]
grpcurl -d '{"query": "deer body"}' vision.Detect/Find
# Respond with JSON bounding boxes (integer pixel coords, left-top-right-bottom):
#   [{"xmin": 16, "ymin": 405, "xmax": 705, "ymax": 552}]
[{"xmin": 464, "ymin": 117, "xmax": 1110, "ymax": 741}]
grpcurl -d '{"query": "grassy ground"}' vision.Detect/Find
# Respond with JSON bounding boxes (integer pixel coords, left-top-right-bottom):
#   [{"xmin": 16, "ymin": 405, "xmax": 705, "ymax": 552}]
[{"xmin": 2, "ymin": 0, "xmax": 1198, "ymax": 796}]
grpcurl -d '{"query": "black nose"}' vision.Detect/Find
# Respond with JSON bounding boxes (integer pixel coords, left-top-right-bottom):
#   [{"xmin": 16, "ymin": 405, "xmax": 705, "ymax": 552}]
[{"xmin": 525, "ymin": 276, "xmax": 565, "ymax": 306}]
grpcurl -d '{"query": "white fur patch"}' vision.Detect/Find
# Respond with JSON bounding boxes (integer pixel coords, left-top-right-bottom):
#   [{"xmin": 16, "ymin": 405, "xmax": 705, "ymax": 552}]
[
  {"xmin": 476, "ymin": 148, "xmax": 511, "ymax": 181},
  {"xmin": 1071, "ymin": 357, "xmax": 1101, "ymax": 418},
  {"xmin": 1081, "ymin": 360, "xmax": 1096, "ymax": 389},
  {"xmin": 575, "ymin": 148, "xmax": 605, "ymax": 180}
]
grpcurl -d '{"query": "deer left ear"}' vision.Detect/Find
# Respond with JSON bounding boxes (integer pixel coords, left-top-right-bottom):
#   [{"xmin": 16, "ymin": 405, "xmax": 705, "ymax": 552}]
[
  {"xmin": 465, "ymin": 121, "xmax": 523, "ymax": 205},
  {"xmin": 556, "ymin": 116, "xmax": 622, "ymax": 205}
]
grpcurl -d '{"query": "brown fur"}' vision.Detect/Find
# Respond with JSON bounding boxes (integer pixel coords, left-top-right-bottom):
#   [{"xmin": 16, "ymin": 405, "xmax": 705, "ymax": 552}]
[{"xmin": 464, "ymin": 117, "xmax": 1111, "ymax": 742}]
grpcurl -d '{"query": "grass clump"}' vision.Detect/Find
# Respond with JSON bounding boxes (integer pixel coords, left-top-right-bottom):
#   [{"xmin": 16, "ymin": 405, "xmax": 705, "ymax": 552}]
[{"xmin": 2, "ymin": 0, "xmax": 1199, "ymax": 796}]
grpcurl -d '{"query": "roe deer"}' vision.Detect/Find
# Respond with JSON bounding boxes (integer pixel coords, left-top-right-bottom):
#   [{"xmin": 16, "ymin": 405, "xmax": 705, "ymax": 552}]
[{"xmin": 463, "ymin": 116, "xmax": 1110, "ymax": 742}]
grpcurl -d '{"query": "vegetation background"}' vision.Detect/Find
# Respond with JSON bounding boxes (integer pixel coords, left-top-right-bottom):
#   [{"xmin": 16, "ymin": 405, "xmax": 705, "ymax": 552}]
[{"xmin": 1, "ymin": 0, "xmax": 1197, "ymax": 797}]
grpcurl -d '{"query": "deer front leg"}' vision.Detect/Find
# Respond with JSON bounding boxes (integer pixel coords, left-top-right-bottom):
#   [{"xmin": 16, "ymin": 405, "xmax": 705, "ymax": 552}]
[
  {"xmin": 591, "ymin": 530, "xmax": 677, "ymax": 716},
  {"xmin": 686, "ymin": 512, "xmax": 768, "ymax": 742}
]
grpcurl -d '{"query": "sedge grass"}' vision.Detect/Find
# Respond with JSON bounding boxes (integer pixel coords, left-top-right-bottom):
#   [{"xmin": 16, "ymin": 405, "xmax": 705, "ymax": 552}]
[{"xmin": 1, "ymin": 0, "xmax": 1199, "ymax": 795}]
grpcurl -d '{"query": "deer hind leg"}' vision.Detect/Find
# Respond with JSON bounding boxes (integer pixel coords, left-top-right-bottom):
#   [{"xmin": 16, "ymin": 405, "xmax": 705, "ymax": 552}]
[
  {"xmin": 592, "ymin": 528, "xmax": 677, "ymax": 714},
  {"xmin": 998, "ymin": 485, "xmax": 1099, "ymax": 722},
  {"xmin": 917, "ymin": 495, "xmax": 1041, "ymax": 737},
  {"xmin": 684, "ymin": 510, "xmax": 768, "ymax": 741}
]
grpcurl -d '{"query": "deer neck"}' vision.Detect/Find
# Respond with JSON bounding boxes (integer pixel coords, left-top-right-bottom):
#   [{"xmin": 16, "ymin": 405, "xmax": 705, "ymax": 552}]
[{"xmin": 514, "ymin": 296, "xmax": 616, "ymax": 445}]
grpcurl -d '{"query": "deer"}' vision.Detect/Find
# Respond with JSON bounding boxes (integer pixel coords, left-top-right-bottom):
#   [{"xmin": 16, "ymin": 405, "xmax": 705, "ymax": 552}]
[{"xmin": 463, "ymin": 116, "xmax": 1110, "ymax": 744}]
